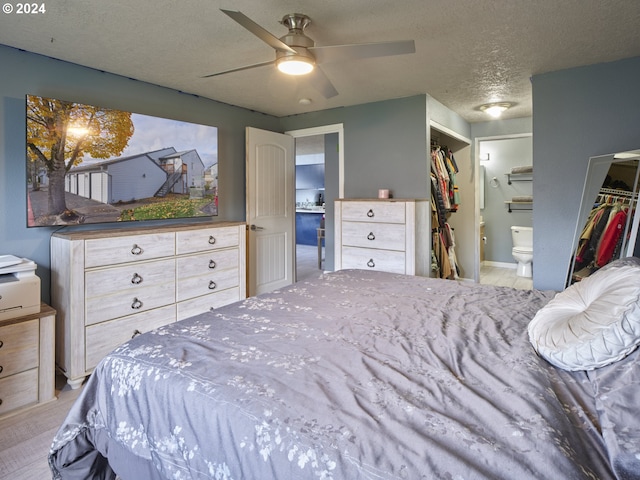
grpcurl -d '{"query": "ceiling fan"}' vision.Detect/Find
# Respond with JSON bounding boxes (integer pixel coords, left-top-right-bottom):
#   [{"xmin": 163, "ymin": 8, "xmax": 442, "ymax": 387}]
[{"xmin": 203, "ymin": 9, "xmax": 416, "ymax": 99}]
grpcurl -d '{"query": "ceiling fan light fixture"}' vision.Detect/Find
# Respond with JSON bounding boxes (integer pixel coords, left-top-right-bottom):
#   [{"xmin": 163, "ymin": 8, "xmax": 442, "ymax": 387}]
[
  {"xmin": 276, "ymin": 55, "xmax": 315, "ymax": 75},
  {"xmin": 478, "ymin": 102, "xmax": 513, "ymax": 118}
]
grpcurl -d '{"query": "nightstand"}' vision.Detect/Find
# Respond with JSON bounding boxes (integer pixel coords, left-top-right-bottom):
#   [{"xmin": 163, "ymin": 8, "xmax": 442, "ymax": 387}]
[{"xmin": 0, "ymin": 304, "xmax": 56, "ymax": 418}]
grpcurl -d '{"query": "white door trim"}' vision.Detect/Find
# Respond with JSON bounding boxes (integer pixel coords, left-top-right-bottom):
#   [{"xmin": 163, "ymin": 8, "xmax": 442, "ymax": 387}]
[{"xmin": 286, "ymin": 123, "xmax": 344, "ymax": 198}]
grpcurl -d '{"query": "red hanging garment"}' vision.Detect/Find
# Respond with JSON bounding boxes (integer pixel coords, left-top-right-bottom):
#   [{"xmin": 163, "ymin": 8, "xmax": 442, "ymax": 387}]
[{"xmin": 596, "ymin": 209, "xmax": 627, "ymax": 267}]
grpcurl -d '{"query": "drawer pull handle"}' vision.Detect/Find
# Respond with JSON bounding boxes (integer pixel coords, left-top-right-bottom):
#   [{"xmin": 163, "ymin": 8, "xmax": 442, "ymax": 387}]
[
  {"xmin": 131, "ymin": 273, "xmax": 143, "ymax": 284},
  {"xmin": 367, "ymin": 259, "xmax": 375, "ymax": 268},
  {"xmin": 367, "ymin": 209, "xmax": 374, "ymax": 218},
  {"xmin": 131, "ymin": 244, "xmax": 143, "ymax": 255},
  {"xmin": 367, "ymin": 232, "xmax": 376, "ymax": 241},
  {"xmin": 0, "ymin": 365, "xmax": 3, "ymax": 374},
  {"xmin": 208, "ymin": 235, "xmax": 216, "ymax": 245},
  {"xmin": 209, "ymin": 260, "xmax": 217, "ymax": 269},
  {"xmin": 0, "ymin": 340, "xmax": 3, "ymax": 349},
  {"xmin": 208, "ymin": 281, "xmax": 217, "ymax": 290},
  {"xmin": 131, "ymin": 297, "xmax": 143, "ymax": 310},
  {"xmin": 132, "ymin": 329, "xmax": 142, "ymax": 338}
]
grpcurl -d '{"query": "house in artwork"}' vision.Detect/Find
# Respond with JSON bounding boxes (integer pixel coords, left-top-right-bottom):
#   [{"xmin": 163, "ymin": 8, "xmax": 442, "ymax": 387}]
[{"xmin": 65, "ymin": 147, "xmax": 206, "ymax": 204}]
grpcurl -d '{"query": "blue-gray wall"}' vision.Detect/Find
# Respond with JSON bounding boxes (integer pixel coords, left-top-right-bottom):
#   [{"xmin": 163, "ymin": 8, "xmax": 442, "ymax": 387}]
[
  {"xmin": 281, "ymin": 96, "xmax": 429, "ymax": 199},
  {"xmin": 324, "ymin": 133, "xmax": 339, "ymax": 271},
  {"xmin": 0, "ymin": 45, "xmax": 280, "ymax": 302},
  {"xmin": 532, "ymin": 56, "xmax": 640, "ymax": 291}
]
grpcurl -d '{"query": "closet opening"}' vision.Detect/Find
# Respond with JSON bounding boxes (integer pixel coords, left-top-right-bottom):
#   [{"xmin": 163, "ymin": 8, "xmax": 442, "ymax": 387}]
[{"xmin": 429, "ymin": 124, "xmax": 472, "ymax": 281}]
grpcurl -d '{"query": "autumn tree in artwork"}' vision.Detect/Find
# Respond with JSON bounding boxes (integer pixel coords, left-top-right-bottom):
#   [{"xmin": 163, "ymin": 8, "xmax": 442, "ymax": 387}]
[{"xmin": 26, "ymin": 96, "xmax": 134, "ymax": 216}]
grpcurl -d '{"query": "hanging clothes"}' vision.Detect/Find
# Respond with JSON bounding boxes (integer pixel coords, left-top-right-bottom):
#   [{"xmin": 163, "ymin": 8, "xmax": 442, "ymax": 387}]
[
  {"xmin": 429, "ymin": 145, "xmax": 462, "ymax": 279},
  {"xmin": 431, "ymin": 148, "xmax": 451, "ymax": 210},
  {"xmin": 572, "ymin": 193, "xmax": 633, "ymax": 280},
  {"xmin": 445, "ymin": 149, "xmax": 461, "ymax": 210},
  {"xmin": 596, "ymin": 206, "xmax": 628, "ymax": 267},
  {"xmin": 430, "ymin": 174, "xmax": 448, "ymax": 230}
]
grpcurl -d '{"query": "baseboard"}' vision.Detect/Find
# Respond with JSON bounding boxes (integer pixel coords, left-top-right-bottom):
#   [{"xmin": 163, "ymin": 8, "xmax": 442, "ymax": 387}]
[{"xmin": 481, "ymin": 260, "xmax": 517, "ymax": 269}]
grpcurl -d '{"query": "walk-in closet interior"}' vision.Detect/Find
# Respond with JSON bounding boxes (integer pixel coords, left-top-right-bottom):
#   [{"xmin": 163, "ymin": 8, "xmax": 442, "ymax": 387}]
[{"xmin": 429, "ymin": 126, "xmax": 472, "ymax": 281}]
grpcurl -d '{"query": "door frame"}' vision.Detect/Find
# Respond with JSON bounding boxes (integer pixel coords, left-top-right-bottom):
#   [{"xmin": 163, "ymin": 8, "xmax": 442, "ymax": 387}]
[
  {"xmin": 286, "ymin": 124, "xmax": 344, "ymax": 198},
  {"xmin": 286, "ymin": 124, "xmax": 344, "ymax": 274},
  {"xmin": 474, "ymin": 133, "xmax": 533, "ymax": 283}
]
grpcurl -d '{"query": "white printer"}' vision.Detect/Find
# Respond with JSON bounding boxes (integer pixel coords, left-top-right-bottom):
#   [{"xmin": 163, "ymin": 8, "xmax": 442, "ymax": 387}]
[{"xmin": 0, "ymin": 255, "xmax": 41, "ymax": 321}]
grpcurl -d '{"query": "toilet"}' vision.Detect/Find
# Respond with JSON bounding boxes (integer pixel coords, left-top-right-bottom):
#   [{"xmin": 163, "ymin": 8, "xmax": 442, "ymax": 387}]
[{"xmin": 511, "ymin": 226, "xmax": 533, "ymax": 278}]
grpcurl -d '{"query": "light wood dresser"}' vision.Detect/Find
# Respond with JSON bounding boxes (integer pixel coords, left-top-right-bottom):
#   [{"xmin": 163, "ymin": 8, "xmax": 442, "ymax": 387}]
[
  {"xmin": 51, "ymin": 222, "xmax": 246, "ymax": 388},
  {"xmin": 0, "ymin": 304, "xmax": 56, "ymax": 418},
  {"xmin": 334, "ymin": 199, "xmax": 430, "ymax": 276}
]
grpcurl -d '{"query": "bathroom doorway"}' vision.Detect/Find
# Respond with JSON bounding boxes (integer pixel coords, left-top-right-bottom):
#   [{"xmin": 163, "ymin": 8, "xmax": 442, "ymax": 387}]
[{"xmin": 476, "ymin": 134, "xmax": 533, "ymax": 289}]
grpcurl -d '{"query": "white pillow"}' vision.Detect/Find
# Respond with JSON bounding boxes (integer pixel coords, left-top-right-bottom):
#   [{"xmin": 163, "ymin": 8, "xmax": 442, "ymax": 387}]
[{"xmin": 528, "ymin": 261, "xmax": 640, "ymax": 371}]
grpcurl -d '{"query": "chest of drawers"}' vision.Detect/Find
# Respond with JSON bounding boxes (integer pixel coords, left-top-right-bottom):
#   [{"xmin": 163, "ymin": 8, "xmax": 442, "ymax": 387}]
[
  {"xmin": 334, "ymin": 199, "xmax": 430, "ymax": 276},
  {"xmin": 0, "ymin": 305, "xmax": 56, "ymax": 418},
  {"xmin": 51, "ymin": 222, "xmax": 246, "ymax": 388}
]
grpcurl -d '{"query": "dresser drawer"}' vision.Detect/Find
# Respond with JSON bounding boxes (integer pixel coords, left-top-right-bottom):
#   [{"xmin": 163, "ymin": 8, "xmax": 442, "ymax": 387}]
[
  {"xmin": 85, "ymin": 232, "xmax": 175, "ymax": 268},
  {"xmin": 0, "ymin": 368, "xmax": 38, "ymax": 415},
  {"xmin": 85, "ymin": 258, "xmax": 175, "ymax": 299},
  {"xmin": 85, "ymin": 304, "xmax": 176, "ymax": 370},
  {"xmin": 85, "ymin": 268, "xmax": 176, "ymax": 326},
  {"xmin": 177, "ymin": 266, "xmax": 239, "ymax": 302},
  {"xmin": 176, "ymin": 248, "xmax": 239, "ymax": 279},
  {"xmin": 0, "ymin": 319, "xmax": 38, "ymax": 379},
  {"xmin": 177, "ymin": 287, "xmax": 241, "ymax": 321},
  {"xmin": 341, "ymin": 201, "xmax": 406, "ymax": 224},
  {"xmin": 341, "ymin": 221, "xmax": 406, "ymax": 251},
  {"xmin": 176, "ymin": 226, "xmax": 240, "ymax": 255},
  {"xmin": 341, "ymin": 246, "xmax": 406, "ymax": 274}
]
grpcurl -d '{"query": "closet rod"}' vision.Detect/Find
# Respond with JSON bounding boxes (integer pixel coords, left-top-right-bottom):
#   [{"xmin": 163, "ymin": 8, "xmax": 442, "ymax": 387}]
[{"xmin": 599, "ymin": 187, "xmax": 637, "ymax": 198}]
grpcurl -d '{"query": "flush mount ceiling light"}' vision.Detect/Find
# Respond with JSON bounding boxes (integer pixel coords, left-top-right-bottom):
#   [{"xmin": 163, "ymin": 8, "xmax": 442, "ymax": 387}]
[
  {"xmin": 478, "ymin": 102, "xmax": 513, "ymax": 118},
  {"xmin": 276, "ymin": 54, "xmax": 315, "ymax": 75}
]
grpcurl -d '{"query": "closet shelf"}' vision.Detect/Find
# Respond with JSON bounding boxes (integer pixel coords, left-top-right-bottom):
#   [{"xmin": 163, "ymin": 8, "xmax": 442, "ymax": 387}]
[{"xmin": 505, "ymin": 200, "xmax": 532, "ymax": 213}]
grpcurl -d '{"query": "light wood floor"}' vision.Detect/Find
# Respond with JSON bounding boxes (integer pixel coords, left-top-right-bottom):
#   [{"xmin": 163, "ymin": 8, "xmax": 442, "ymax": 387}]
[
  {"xmin": 0, "ymin": 252, "xmax": 528, "ymax": 479},
  {"xmin": 0, "ymin": 377, "xmax": 82, "ymax": 479}
]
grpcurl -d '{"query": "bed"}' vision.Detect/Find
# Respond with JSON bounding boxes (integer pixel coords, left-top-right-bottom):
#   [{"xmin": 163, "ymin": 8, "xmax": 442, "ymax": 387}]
[{"xmin": 49, "ymin": 261, "xmax": 640, "ymax": 479}]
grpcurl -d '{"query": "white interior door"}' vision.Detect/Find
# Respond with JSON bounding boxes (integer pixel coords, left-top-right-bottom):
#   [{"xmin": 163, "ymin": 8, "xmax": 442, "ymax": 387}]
[{"xmin": 246, "ymin": 127, "xmax": 295, "ymax": 296}]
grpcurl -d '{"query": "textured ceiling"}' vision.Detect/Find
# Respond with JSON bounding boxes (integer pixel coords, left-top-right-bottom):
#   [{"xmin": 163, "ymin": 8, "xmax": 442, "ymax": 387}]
[{"xmin": 1, "ymin": 0, "xmax": 640, "ymax": 121}]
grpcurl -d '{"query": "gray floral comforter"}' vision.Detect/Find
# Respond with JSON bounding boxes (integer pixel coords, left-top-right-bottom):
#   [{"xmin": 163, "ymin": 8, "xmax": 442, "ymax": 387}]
[{"xmin": 49, "ymin": 269, "xmax": 638, "ymax": 479}]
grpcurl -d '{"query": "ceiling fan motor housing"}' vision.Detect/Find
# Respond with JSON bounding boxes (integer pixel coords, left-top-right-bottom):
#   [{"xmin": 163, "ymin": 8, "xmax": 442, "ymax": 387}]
[{"xmin": 277, "ymin": 14, "xmax": 315, "ymax": 65}]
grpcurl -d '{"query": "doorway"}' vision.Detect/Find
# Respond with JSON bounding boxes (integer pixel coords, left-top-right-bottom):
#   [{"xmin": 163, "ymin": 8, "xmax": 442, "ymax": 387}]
[
  {"xmin": 294, "ymin": 135, "xmax": 326, "ymax": 281},
  {"xmin": 475, "ymin": 134, "xmax": 533, "ymax": 289},
  {"xmin": 286, "ymin": 124, "xmax": 344, "ymax": 280}
]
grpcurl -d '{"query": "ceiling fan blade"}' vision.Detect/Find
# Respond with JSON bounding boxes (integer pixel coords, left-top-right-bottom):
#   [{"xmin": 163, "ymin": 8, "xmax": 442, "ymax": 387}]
[
  {"xmin": 310, "ymin": 40, "xmax": 415, "ymax": 64},
  {"xmin": 220, "ymin": 9, "xmax": 297, "ymax": 54},
  {"xmin": 308, "ymin": 66, "xmax": 339, "ymax": 99},
  {"xmin": 201, "ymin": 60, "xmax": 275, "ymax": 78}
]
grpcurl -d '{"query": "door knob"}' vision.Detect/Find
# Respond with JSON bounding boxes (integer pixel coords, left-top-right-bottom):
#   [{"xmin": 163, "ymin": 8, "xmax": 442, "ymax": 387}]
[{"xmin": 250, "ymin": 224, "xmax": 265, "ymax": 231}]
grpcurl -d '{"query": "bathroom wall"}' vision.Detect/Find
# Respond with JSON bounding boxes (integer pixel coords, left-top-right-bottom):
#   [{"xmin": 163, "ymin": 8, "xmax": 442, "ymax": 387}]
[{"xmin": 478, "ymin": 135, "xmax": 533, "ymax": 265}]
